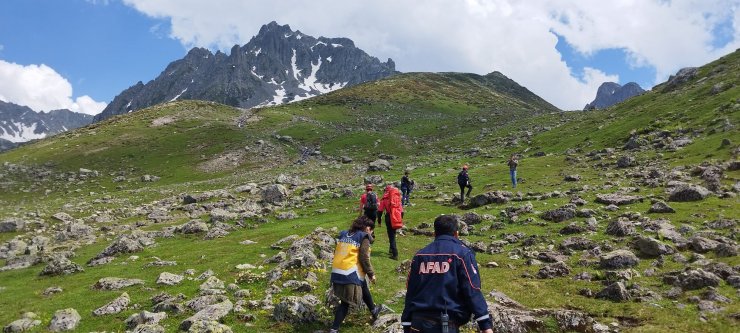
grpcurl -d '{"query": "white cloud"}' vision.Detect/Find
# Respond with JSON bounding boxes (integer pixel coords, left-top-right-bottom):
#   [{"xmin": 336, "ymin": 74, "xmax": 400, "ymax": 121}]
[
  {"xmin": 0, "ymin": 60, "xmax": 107, "ymax": 115},
  {"xmin": 122, "ymin": 0, "xmax": 739, "ymax": 110}
]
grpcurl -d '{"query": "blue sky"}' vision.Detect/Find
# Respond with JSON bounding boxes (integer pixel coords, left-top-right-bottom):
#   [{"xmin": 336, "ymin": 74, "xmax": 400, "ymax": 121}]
[{"xmin": 0, "ymin": 0, "xmax": 738, "ymax": 114}]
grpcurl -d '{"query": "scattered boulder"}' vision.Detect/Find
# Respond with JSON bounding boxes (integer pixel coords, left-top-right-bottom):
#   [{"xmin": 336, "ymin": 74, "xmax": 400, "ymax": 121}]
[
  {"xmin": 125, "ymin": 311, "xmax": 167, "ymax": 329},
  {"xmin": 48, "ymin": 309, "xmax": 80, "ymax": 332},
  {"xmin": 689, "ymin": 236, "xmax": 719, "ymax": 253},
  {"xmin": 616, "ymin": 156, "xmax": 637, "ymax": 168},
  {"xmin": 179, "ymin": 300, "xmax": 233, "ymax": 331},
  {"xmin": 92, "ymin": 293, "xmax": 130, "ymax": 316},
  {"xmin": 272, "ymin": 295, "xmax": 320, "ymax": 324},
  {"xmin": 669, "ymin": 184, "xmax": 710, "ymax": 202},
  {"xmin": 715, "ymin": 243, "xmax": 738, "ymax": 257},
  {"xmin": 633, "ymin": 236, "xmax": 674, "ymax": 257},
  {"xmin": 600, "ymin": 250, "xmax": 639, "ymax": 269},
  {"xmin": 675, "ymin": 269, "xmax": 721, "ymax": 290},
  {"xmin": 648, "ymin": 201, "xmax": 675, "ymax": 213},
  {"xmin": 367, "ymin": 159, "xmax": 391, "ymax": 172},
  {"xmin": 541, "ymin": 207, "xmax": 576, "ymax": 222},
  {"xmin": 93, "ymin": 277, "xmax": 144, "ymax": 290},
  {"xmin": 595, "ymin": 282, "xmax": 631, "ymax": 302},
  {"xmin": 606, "ymin": 218, "xmax": 635, "ymax": 237},
  {"xmin": 40, "ymin": 256, "xmax": 84, "ymax": 276},
  {"xmin": 536, "ymin": 262, "xmax": 571, "ymax": 279},
  {"xmin": 51, "ymin": 213, "xmax": 74, "ymax": 223},
  {"xmin": 595, "ymin": 193, "xmax": 642, "ymax": 206},
  {"xmin": 3, "ymin": 313, "xmax": 41, "ymax": 332},
  {"xmin": 176, "ymin": 220, "xmax": 209, "ymax": 234},
  {"xmin": 156, "ymin": 272, "xmax": 184, "ymax": 286},
  {"xmin": 0, "ymin": 218, "xmax": 25, "ymax": 233},
  {"xmin": 262, "ymin": 184, "xmax": 289, "ymax": 205}
]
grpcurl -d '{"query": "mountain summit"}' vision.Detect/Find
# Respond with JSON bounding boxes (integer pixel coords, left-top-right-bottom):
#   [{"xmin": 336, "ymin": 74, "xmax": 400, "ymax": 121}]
[
  {"xmin": 0, "ymin": 101, "xmax": 93, "ymax": 151},
  {"xmin": 584, "ymin": 81, "xmax": 645, "ymax": 110},
  {"xmin": 94, "ymin": 21, "xmax": 397, "ymax": 122}
]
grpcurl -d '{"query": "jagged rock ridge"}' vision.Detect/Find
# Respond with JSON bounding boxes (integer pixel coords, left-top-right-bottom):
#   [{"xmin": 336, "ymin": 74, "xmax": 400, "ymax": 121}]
[
  {"xmin": 0, "ymin": 100, "xmax": 93, "ymax": 151},
  {"xmin": 94, "ymin": 21, "xmax": 397, "ymax": 122},
  {"xmin": 584, "ymin": 82, "xmax": 645, "ymax": 110}
]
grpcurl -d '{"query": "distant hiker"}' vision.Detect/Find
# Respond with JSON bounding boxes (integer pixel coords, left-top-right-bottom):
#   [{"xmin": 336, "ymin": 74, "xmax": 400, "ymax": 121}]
[
  {"xmin": 377, "ymin": 184, "xmax": 403, "ymax": 260},
  {"xmin": 508, "ymin": 154, "xmax": 519, "ymax": 188},
  {"xmin": 359, "ymin": 184, "xmax": 379, "ymax": 221},
  {"xmin": 330, "ymin": 216, "xmax": 382, "ymax": 333},
  {"xmin": 457, "ymin": 165, "xmax": 472, "ymax": 202},
  {"xmin": 400, "ymin": 171, "xmax": 414, "ymax": 206},
  {"xmin": 401, "ymin": 215, "xmax": 493, "ymax": 333}
]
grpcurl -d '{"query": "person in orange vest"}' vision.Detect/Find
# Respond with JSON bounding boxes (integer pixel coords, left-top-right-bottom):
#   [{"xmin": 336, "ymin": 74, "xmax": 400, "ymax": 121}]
[{"xmin": 377, "ymin": 184, "xmax": 403, "ymax": 260}]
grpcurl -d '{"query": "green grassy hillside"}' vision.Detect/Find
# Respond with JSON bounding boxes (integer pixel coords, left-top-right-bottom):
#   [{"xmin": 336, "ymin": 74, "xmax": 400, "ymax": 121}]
[{"xmin": 0, "ymin": 51, "xmax": 737, "ymax": 333}]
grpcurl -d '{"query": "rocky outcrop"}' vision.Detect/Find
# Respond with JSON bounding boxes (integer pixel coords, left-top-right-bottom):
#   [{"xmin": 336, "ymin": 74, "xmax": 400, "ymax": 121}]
[
  {"xmin": 584, "ymin": 82, "xmax": 645, "ymax": 110},
  {"xmin": 48, "ymin": 309, "xmax": 81, "ymax": 332},
  {"xmin": 92, "ymin": 293, "xmax": 130, "ymax": 316},
  {"xmin": 272, "ymin": 295, "xmax": 320, "ymax": 324}
]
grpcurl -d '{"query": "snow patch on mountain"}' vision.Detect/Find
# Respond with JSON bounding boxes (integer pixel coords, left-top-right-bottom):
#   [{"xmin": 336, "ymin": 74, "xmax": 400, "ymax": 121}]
[{"xmin": 0, "ymin": 121, "xmax": 46, "ymax": 142}]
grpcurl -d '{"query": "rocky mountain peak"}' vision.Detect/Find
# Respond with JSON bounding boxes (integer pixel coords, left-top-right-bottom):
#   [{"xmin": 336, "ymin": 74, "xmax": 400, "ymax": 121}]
[
  {"xmin": 94, "ymin": 22, "xmax": 397, "ymax": 122},
  {"xmin": 584, "ymin": 81, "xmax": 645, "ymax": 110}
]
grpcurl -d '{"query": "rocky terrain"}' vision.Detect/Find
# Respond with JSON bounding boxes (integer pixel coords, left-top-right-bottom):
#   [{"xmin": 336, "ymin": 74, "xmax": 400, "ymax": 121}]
[{"xmin": 0, "ymin": 49, "xmax": 738, "ymax": 332}]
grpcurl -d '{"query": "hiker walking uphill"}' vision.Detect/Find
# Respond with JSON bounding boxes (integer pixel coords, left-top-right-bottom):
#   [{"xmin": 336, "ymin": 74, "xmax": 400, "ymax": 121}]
[
  {"xmin": 377, "ymin": 184, "xmax": 403, "ymax": 260},
  {"xmin": 401, "ymin": 215, "xmax": 493, "ymax": 333},
  {"xmin": 359, "ymin": 184, "xmax": 379, "ymax": 221},
  {"xmin": 400, "ymin": 171, "xmax": 414, "ymax": 206},
  {"xmin": 329, "ymin": 216, "xmax": 382, "ymax": 333},
  {"xmin": 508, "ymin": 154, "xmax": 519, "ymax": 188},
  {"xmin": 457, "ymin": 165, "xmax": 472, "ymax": 203}
]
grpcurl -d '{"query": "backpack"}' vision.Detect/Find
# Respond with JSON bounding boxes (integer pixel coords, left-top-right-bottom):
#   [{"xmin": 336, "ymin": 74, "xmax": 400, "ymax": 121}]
[
  {"xmin": 365, "ymin": 192, "xmax": 378, "ymax": 209},
  {"xmin": 388, "ymin": 188, "xmax": 403, "ymax": 229},
  {"xmin": 457, "ymin": 171, "xmax": 467, "ymax": 185}
]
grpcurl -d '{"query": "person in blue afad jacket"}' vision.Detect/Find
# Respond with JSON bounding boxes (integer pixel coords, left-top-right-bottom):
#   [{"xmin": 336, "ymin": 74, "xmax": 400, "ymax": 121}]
[{"xmin": 401, "ymin": 215, "xmax": 493, "ymax": 333}]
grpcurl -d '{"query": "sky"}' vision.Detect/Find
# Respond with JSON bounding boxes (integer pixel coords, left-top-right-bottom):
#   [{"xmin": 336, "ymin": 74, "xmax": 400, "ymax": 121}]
[{"xmin": 0, "ymin": 0, "xmax": 738, "ymax": 115}]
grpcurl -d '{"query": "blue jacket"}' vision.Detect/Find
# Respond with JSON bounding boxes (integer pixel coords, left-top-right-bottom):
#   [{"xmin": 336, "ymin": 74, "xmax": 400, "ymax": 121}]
[{"xmin": 401, "ymin": 235, "xmax": 492, "ymax": 331}]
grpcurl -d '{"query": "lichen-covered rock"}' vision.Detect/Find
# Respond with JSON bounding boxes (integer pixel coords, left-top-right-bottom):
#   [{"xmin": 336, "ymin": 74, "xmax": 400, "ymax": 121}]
[
  {"xmin": 48, "ymin": 309, "xmax": 80, "ymax": 332},
  {"xmin": 633, "ymin": 236, "xmax": 674, "ymax": 257},
  {"xmin": 0, "ymin": 218, "xmax": 25, "ymax": 233},
  {"xmin": 606, "ymin": 218, "xmax": 635, "ymax": 237},
  {"xmin": 199, "ymin": 276, "xmax": 225, "ymax": 290},
  {"xmin": 3, "ymin": 312, "xmax": 40, "ymax": 332},
  {"xmin": 596, "ymin": 282, "xmax": 631, "ymax": 302},
  {"xmin": 93, "ymin": 277, "xmax": 144, "ymax": 290},
  {"xmin": 675, "ymin": 269, "xmax": 721, "ymax": 290},
  {"xmin": 176, "ymin": 220, "xmax": 209, "ymax": 234},
  {"xmin": 92, "ymin": 293, "xmax": 130, "ymax": 316},
  {"xmin": 262, "ymin": 184, "xmax": 289, "ymax": 205},
  {"xmin": 156, "ymin": 272, "xmax": 184, "ymax": 286},
  {"xmin": 367, "ymin": 159, "xmax": 391, "ymax": 172},
  {"xmin": 39, "ymin": 256, "xmax": 84, "ymax": 276},
  {"xmin": 595, "ymin": 193, "xmax": 642, "ymax": 206},
  {"xmin": 124, "ymin": 311, "xmax": 167, "ymax": 329},
  {"xmin": 669, "ymin": 184, "xmax": 710, "ymax": 202},
  {"xmin": 599, "ymin": 250, "xmax": 639, "ymax": 269},
  {"xmin": 648, "ymin": 201, "xmax": 675, "ymax": 213},
  {"xmin": 179, "ymin": 300, "xmax": 233, "ymax": 331},
  {"xmin": 536, "ymin": 262, "xmax": 571, "ymax": 279},
  {"xmin": 541, "ymin": 207, "xmax": 576, "ymax": 222},
  {"xmin": 272, "ymin": 295, "xmax": 320, "ymax": 324}
]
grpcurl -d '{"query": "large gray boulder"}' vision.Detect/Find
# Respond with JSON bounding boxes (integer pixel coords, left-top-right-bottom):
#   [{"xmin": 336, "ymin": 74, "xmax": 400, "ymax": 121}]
[
  {"xmin": 262, "ymin": 184, "xmax": 289, "ymax": 205},
  {"xmin": 596, "ymin": 282, "xmax": 631, "ymax": 302},
  {"xmin": 600, "ymin": 250, "xmax": 639, "ymax": 269},
  {"xmin": 93, "ymin": 277, "xmax": 144, "ymax": 290},
  {"xmin": 675, "ymin": 269, "xmax": 721, "ymax": 290},
  {"xmin": 536, "ymin": 262, "xmax": 571, "ymax": 279},
  {"xmin": 92, "ymin": 293, "xmax": 130, "ymax": 316},
  {"xmin": 605, "ymin": 218, "xmax": 635, "ymax": 237},
  {"xmin": 156, "ymin": 272, "xmax": 184, "ymax": 286},
  {"xmin": 0, "ymin": 219, "xmax": 25, "ymax": 233},
  {"xmin": 367, "ymin": 159, "xmax": 391, "ymax": 172},
  {"xmin": 669, "ymin": 184, "xmax": 710, "ymax": 202},
  {"xmin": 124, "ymin": 311, "xmax": 168, "ymax": 329},
  {"xmin": 541, "ymin": 207, "xmax": 576, "ymax": 222},
  {"xmin": 48, "ymin": 309, "xmax": 81, "ymax": 332},
  {"xmin": 633, "ymin": 236, "xmax": 674, "ymax": 257},
  {"xmin": 179, "ymin": 300, "xmax": 233, "ymax": 331},
  {"xmin": 39, "ymin": 256, "xmax": 84, "ymax": 276},
  {"xmin": 3, "ymin": 313, "xmax": 41, "ymax": 332},
  {"xmin": 595, "ymin": 194, "xmax": 642, "ymax": 206},
  {"xmin": 272, "ymin": 295, "xmax": 320, "ymax": 324}
]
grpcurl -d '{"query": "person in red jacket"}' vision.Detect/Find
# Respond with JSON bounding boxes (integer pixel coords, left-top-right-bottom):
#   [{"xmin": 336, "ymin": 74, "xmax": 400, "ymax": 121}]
[{"xmin": 377, "ymin": 184, "xmax": 403, "ymax": 260}]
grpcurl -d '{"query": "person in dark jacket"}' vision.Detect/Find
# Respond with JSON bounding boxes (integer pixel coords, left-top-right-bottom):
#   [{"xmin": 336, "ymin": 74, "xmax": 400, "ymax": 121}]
[
  {"xmin": 457, "ymin": 165, "xmax": 472, "ymax": 203},
  {"xmin": 401, "ymin": 215, "xmax": 493, "ymax": 333},
  {"xmin": 359, "ymin": 184, "xmax": 379, "ymax": 221},
  {"xmin": 507, "ymin": 154, "xmax": 519, "ymax": 188},
  {"xmin": 329, "ymin": 216, "xmax": 382, "ymax": 333},
  {"xmin": 400, "ymin": 171, "xmax": 413, "ymax": 206}
]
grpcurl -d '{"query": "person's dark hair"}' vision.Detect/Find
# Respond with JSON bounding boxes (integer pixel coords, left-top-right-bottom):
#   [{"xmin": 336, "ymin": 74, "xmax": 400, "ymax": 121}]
[
  {"xmin": 434, "ymin": 215, "xmax": 458, "ymax": 236},
  {"xmin": 350, "ymin": 215, "xmax": 375, "ymax": 232}
]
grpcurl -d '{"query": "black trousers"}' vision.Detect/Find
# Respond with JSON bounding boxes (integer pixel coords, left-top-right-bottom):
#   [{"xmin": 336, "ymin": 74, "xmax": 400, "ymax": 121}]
[
  {"xmin": 459, "ymin": 183, "xmax": 472, "ymax": 202},
  {"xmin": 331, "ymin": 281, "xmax": 376, "ymax": 330},
  {"xmin": 409, "ymin": 315, "xmax": 459, "ymax": 333},
  {"xmin": 363, "ymin": 208, "xmax": 377, "ymax": 221},
  {"xmin": 385, "ymin": 214, "xmax": 398, "ymax": 259}
]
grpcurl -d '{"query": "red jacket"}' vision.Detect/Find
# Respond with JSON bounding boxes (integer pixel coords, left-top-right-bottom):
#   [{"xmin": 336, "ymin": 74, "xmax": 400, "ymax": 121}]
[{"xmin": 378, "ymin": 186, "xmax": 403, "ymax": 229}]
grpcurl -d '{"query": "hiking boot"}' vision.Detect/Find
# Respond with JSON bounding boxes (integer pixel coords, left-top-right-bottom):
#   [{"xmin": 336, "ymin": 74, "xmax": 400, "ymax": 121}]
[{"xmin": 371, "ymin": 306, "xmax": 382, "ymax": 321}]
